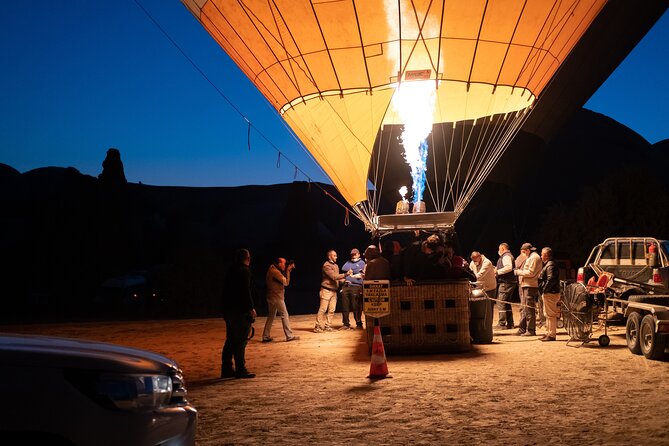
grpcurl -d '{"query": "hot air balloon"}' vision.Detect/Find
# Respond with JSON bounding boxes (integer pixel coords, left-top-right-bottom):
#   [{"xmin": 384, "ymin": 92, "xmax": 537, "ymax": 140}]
[{"xmin": 181, "ymin": 0, "xmax": 607, "ymax": 234}]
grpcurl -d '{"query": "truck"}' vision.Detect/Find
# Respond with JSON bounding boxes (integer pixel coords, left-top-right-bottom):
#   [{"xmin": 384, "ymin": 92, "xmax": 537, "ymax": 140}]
[{"xmin": 576, "ymin": 237, "xmax": 669, "ymax": 359}]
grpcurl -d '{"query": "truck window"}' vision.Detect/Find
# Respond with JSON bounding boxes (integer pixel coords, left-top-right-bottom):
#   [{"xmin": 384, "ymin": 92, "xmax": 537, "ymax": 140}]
[
  {"xmin": 599, "ymin": 241, "xmax": 617, "ymax": 265},
  {"xmin": 619, "ymin": 241, "xmax": 631, "ymax": 264},
  {"xmin": 632, "ymin": 241, "xmax": 646, "ymax": 265}
]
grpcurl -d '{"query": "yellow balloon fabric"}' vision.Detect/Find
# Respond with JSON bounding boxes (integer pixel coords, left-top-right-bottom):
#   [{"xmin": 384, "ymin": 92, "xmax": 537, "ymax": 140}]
[{"xmin": 183, "ymin": 0, "xmax": 606, "ymax": 206}]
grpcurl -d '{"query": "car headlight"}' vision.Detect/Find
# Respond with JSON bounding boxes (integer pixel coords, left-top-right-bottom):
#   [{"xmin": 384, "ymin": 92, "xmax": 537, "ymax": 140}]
[{"xmin": 97, "ymin": 373, "xmax": 172, "ymax": 411}]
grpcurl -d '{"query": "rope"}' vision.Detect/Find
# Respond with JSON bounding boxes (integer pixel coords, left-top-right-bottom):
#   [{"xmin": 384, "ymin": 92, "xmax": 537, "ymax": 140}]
[{"xmin": 133, "ymin": 0, "xmax": 359, "ymax": 221}]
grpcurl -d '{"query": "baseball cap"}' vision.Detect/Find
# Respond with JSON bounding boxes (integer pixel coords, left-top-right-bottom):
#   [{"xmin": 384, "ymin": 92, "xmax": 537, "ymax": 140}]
[
  {"xmin": 350, "ymin": 248, "xmax": 360, "ymax": 256},
  {"xmin": 520, "ymin": 243, "xmax": 536, "ymax": 251}
]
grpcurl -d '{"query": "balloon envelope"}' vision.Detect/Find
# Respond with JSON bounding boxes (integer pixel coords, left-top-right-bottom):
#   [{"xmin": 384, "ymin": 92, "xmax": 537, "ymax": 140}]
[{"xmin": 182, "ymin": 0, "xmax": 605, "ymax": 209}]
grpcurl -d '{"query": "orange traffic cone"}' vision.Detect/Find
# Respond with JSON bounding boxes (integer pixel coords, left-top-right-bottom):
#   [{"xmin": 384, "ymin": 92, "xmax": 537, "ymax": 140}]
[{"xmin": 368, "ymin": 322, "xmax": 390, "ymax": 380}]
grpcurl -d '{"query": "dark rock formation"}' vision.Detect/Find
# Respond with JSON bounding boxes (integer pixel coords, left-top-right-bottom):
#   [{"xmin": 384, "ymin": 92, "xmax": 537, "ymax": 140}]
[{"xmin": 0, "ymin": 109, "xmax": 666, "ymax": 322}]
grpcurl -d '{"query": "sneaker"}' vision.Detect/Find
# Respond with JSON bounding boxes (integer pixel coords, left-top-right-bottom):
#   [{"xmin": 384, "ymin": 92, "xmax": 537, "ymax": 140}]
[
  {"xmin": 286, "ymin": 336, "xmax": 300, "ymax": 342},
  {"xmin": 314, "ymin": 327, "xmax": 324, "ymax": 333},
  {"xmin": 261, "ymin": 337, "xmax": 273, "ymax": 343},
  {"xmin": 324, "ymin": 327, "xmax": 334, "ymax": 332},
  {"xmin": 356, "ymin": 324, "xmax": 364, "ymax": 330},
  {"xmin": 236, "ymin": 370, "xmax": 256, "ymax": 379},
  {"xmin": 515, "ymin": 330, "xmax": 526, "ymax": 336},
  {"xmin": 493, "ymin": 324, "xmax": 507, "ymax": 330},
  {"xmin": 338, "ymin": 325, "xmax": 351, "ymax": 331},
  {"xmin": 539, "ymin": 335, "xmax": 556, "ymax": 342},
  {"xmin": 521, "ymin": 331, "xmax": 536, "ymax": 337}
]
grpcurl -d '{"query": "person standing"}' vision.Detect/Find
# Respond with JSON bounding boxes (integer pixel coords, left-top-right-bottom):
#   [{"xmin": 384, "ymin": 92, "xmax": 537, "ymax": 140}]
[
  {"xmin": 538, "ymin": 247, "xmax": 561, "ymax": 341},
  {"xmin": 364, "ymin": 245, "xmax": 391, "ymax": 280},
  {"xmin": 221, "ymin": 248, "xmax": 257, "ymax": 379},
  {"xmin": 514, "ymin": 243, "xmax": 543, "ymax": 336},
  {"xmin": 261, "ymin": 258, "xmax": 299, "ymax": 343},
  {"xmin": 470, "ymin": 251, "xmax": 497, "ymax": 316},
  {"xmin": 494, "ymin": 243, "xmax": 516, "ymax": 330},
  {"xmin": 381, "ymin": 240, "xmax": 402, "ymax": 280},
  {"xmin": 315, "ymin": 250, "xmax": 350, "ymax": 333},
  {"xmin": 340, "ymin": 248, "xmax": 366, "ymax": 330}
]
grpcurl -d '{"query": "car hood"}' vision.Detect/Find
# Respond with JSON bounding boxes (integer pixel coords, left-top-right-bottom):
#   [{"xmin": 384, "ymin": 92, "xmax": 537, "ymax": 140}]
[{"xmin": 0, "ymin": 333, "xmax": 180, "ymax": 375}]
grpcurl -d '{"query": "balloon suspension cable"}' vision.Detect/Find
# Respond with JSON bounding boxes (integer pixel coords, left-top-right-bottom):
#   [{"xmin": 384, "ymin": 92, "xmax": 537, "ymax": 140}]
[
  {"xmin": 134, "ymin": 0, "xmax": 360, "ymax": 221},
  {"xmin": 247, "ymin": 119, "xmax": 251, "ymax": 151}
]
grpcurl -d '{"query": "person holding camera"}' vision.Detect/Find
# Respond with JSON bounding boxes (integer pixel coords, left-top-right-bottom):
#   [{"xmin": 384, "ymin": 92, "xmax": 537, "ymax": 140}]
[
  {"xmin": 220, "ymin": 248, "xmax": 257, "ymax": 379},
  {"xmin": 261, "ymin": 258, "xmax": 299, "ymax": 343}
]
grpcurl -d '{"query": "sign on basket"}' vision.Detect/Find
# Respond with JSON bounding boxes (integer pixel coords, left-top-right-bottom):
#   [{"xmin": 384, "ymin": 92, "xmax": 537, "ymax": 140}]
[{"xmin": 363, "ymin": 280, "xmax": 390, "ymax": 318}]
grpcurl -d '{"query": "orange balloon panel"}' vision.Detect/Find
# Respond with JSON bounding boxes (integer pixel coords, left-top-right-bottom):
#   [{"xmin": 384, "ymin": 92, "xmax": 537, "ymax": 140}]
[{"xmin": 182, "ymin": 0, "xmax": 605, "ymax": 206}]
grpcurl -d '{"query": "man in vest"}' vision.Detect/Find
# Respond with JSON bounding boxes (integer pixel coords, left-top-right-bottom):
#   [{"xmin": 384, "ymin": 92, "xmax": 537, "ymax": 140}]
[
  {"xmin": 514, "ymin": 242, "xmax": 543, "ymax": 336},
  {"xmin": 494, "ymin": 243, "xmax": 516, "ymax": 330}
]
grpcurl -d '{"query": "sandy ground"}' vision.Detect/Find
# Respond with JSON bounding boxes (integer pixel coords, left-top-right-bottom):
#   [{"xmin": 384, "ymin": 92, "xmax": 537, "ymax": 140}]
[{"xmin": 3, "ymin": 308, "xmax": 669, "ymax": 445}]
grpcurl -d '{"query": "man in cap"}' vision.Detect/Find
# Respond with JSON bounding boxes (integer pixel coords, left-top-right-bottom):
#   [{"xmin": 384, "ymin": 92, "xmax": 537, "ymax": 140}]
[
  {"xmin": 340, "ymin": 248, "xmax": 366, "ymax": 329},
  {"xmin": 514, "ymin": 242, "xmax": 543, "ymax": 336}
]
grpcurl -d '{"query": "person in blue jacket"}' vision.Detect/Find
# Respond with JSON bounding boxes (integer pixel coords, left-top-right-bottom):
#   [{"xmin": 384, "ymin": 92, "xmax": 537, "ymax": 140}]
[{"xmin": 340, "ymin": 248, "xmax": 366, "ymax": 330}]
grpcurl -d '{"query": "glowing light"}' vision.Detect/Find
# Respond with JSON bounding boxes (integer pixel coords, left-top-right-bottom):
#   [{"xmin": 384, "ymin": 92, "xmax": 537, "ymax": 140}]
[
  {"xmin": 391, "ymin": 81, "xmax": 436, "ymax": 205},
  {"xmin": 396, "ymin": 186, "xmax": 410, "ymax": 214},
  {"xmin": 398, "ymin": 186, "xmax": 408, "ymax": 199}
]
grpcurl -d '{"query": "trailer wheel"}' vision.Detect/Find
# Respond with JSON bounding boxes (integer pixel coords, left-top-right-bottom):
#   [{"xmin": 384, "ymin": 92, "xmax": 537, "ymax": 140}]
[
  {"xmin": 626, "ymin": 312, "xmax": 642, "ymax": 355},
  {"xmin": 640, "ymin": 314, "xmax": 667, "ymax": 360},
  {"xmin": 598, "ymin": 335, "xmax": 610, "ymax": 346}
]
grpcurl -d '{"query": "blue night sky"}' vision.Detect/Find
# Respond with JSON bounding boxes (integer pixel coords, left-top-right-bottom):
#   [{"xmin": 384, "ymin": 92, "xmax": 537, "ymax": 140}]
[{"xmin": 1, "ymin": 1, "xmax": 667, "ymax": 188}]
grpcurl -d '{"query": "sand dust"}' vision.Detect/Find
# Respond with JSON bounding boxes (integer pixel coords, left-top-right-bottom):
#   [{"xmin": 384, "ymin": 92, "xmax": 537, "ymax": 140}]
[{"xmin": 3, "ymin": 310, "xmax": 669, "ymax": 445}]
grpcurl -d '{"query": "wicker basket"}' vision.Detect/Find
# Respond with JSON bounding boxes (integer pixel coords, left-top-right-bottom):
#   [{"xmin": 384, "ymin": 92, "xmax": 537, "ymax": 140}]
[{"xmin": 365, "ymin": 280, "xmax": 471, "ymax": 354}]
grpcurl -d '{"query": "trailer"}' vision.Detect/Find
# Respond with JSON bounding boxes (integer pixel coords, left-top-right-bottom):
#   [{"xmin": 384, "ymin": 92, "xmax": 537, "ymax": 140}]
[
  {"xmin": 571, "ymin": 237, "xmax": 669, "ymax": 360},
  {"xmin": 609, "ymin": 295, "xmax": 669, "ymax": 360}
]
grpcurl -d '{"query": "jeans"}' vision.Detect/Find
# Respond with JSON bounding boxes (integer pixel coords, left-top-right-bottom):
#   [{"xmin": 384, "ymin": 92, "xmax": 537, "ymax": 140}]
[
  {"xmin": 262, "ymin": 297, "xmax": 294, "ymax": 339},
  {"xmin": 341, "ymin": 285, "xmax": 363, "ymax": 327},
  {"xmin": 518, "ymin": 287, "xmax": 538, "ymax": 334}
]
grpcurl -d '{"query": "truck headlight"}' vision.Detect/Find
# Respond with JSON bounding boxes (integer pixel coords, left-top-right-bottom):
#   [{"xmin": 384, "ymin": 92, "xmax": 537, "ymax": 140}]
[{"xmin": 97, "ymin": 373, "xmax": 172, "ymax": 411}]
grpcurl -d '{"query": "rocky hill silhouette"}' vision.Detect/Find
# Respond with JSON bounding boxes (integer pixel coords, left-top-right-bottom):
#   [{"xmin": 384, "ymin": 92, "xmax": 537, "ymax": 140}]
[{"xmin": 1, "ymin": 108, "xmax": 667, "ymax": 323}]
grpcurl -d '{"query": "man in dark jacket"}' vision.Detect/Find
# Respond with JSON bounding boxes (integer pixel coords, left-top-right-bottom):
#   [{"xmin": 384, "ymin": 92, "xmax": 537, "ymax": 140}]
[
  {"xmin": 494, "ymin": 243, "xmax": 516, "ymax": 330},
  {"xmin": 538, "ymin": 247, "xmax": 561, "ymax": 341},
  {"xmin": 364, "ymin": 245, "xmax": 391, "ymax": 280},
  {"xmin": 221, "ymin": 248, "xmax": 257, "ymax": 379}
]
